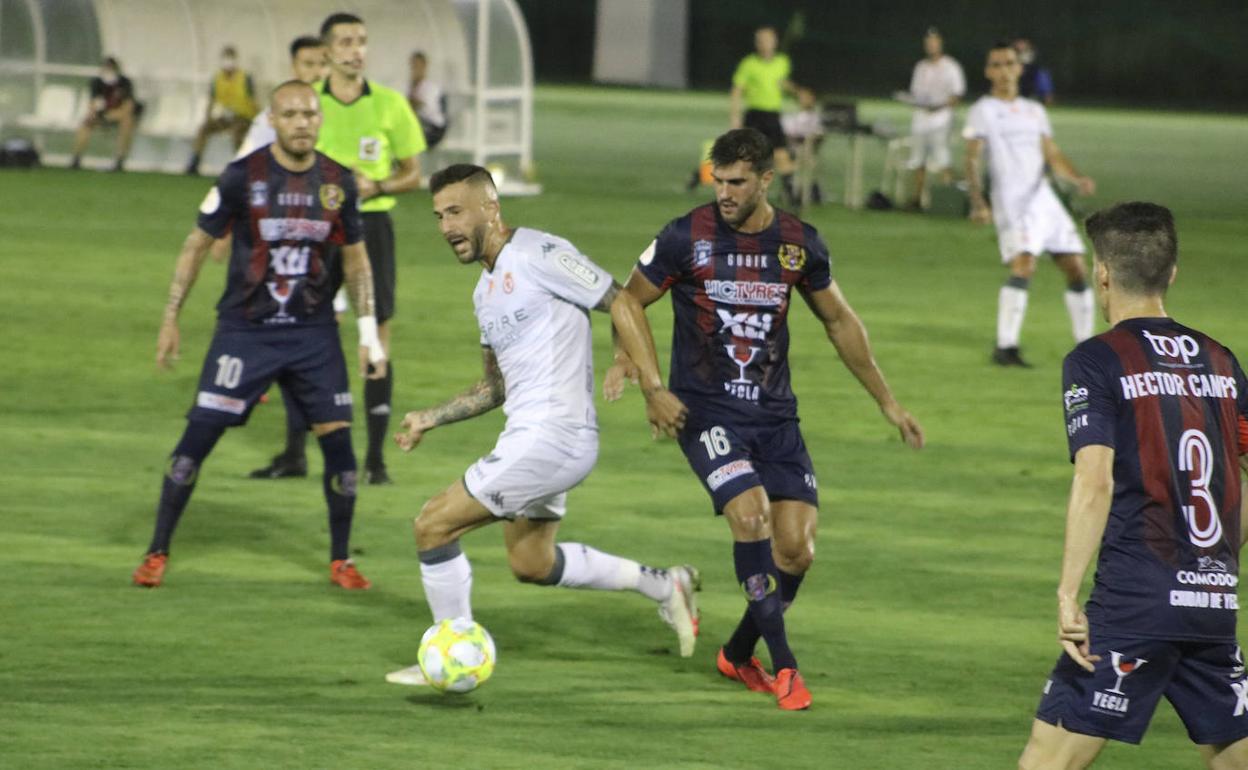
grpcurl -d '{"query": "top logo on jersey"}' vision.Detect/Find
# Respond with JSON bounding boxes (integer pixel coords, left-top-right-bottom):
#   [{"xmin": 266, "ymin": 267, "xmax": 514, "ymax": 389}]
[
  {"xmin": 693, "ymin": 239, "xmax": 713, "ymax": 267},
  {"xmin": 1142, "ymin": 330, "xmax": 1200, "ymax": 365},
  {"xmin": 779, "ymin": 243, "xmax": 806, "ymax": 271},
  {"xmin": 319, "ymin": 184, "xmax": 344, "ymax": 211},
  {"xmin": 1064, "ymin": 383, "xmax": 1089, "ymax": 412},
  {"xmin": 249, "ymin": 181, "xmax": 268, "ymax": 208}
]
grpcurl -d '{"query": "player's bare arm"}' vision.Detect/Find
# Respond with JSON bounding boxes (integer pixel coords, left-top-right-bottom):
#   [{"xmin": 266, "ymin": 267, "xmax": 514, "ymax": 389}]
[
  {"xmin": 800, "ymin": 282, "xmax": 924, "ymax": 449},
  {"xmin": 598, "ymin": 279, "xmax": 688, "ymax": 438},
  {"xmin": 356, "ymin": 155, "xmax": 421, "ymax": 200},
  {"xmin": 965, "ymin": 137, "xmax": 991, "ymax": 223},
  {"xmin": 341, "ymin": 241, "xmax": 386, "ymax": 380},
  {"xmin": 395, "ymin": 347, "xmax": 505, "ymax": 452},
  {"xmin": 1041, "ymin": 136, "xmax": 1096, "ymax": 196},
  {"xmin": 604, "ymin": 265, "xmax": 668, "ymax": 401},
  {"xmin": 729, "ymin": 85, "xmax": 744, "ymax": 129},
  {"xmin": 1056, "ymin": 444, "xmax": 1115, "ymax": 672},
  {"xmin": 156, "ymin": 227, "xmax": 216, "ymax": 369}
]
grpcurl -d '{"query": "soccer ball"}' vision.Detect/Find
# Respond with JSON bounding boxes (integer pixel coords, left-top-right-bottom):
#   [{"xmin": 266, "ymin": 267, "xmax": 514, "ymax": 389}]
[{"xmin": 418, "ymin": 617, "xmax": 497, "ymax": 694}]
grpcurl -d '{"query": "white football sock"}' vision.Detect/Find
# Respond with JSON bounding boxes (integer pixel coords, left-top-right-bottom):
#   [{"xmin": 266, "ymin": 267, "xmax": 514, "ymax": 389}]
[
  {"xmin": 1065, "ymin": 288, "xmax": 1095, "ymax": 343},
  {"xmin": 419, "ymin": 551, "xmax": 473, "ymax": 623},
  {"xmin": 555, "ymin": 543, "xmax": 671, "ymax": 601},
  {"xmin": 997, "ymin": 285, "xmax": 1029, "ymax": 349}
]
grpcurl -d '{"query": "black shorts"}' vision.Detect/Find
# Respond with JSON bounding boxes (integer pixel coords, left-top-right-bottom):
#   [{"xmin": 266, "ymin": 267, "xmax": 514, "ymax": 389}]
[
  {"xmin": 362, "ymin": 211, "xmax": 396, "ymax": 323},
  {"xmin": 1035, "ymin": 632, "xmax": 1248, "ymax": 746},
  {"xmin": 677, "ymin": 411, "xmax": 818, "ymax": 514},
  {"xmin": 187, "ymin": 324, "xmax": 353, "ymax": 427},
  {"xmin": 744, "ymin": 109, "xmax": 786, "ymax": 153}
]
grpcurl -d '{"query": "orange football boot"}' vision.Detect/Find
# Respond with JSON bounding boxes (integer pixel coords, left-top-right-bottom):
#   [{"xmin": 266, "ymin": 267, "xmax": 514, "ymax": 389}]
[
  {"xmin": 716, "ymin": 647, "xmax": 775, "ymax": 694},
  {"xmin": 773, "ymin": 668, "xmax": 812, "ymax": 710},
  {"xmin": 330, "ymin": 559, "xmax": 372, "ymax": 590},
  {"xmin": 132, "ymin": 552, "xmax": 168, "ymax": 587}
]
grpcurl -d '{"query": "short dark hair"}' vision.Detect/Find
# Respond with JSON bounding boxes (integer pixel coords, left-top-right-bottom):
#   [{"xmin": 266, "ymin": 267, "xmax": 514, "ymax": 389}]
[
  {"xmin": 221, "ymin": 45, "xmax": 237, "ymax": 57},
  {"xmin": 430, "ymin": 164, "xmax": 496, "ymax": 196},
  {"xmin": 709, "ymin": 128, "xmax": 774, "ymax": 174},
  {"xmin": 290, "ymin": 36, "xmax": 323, "ymax": 58},
  {"xmin": 987, "ymin": 39, "xmax": 1016, "ymax": 59},
  {"xmin": 101, "ymin": 56, "xmax": 120, "ymax": 71},
  {"xmin": 321, "ymin": 12, "xmax": 364, "ymax": 41},
  {"xmin": 411, "ymin": 51, "xmax": 427, "ymax": 62},
  {"xmin": 1085, "ymin": 202, "xmax": 1178, "ymax": 296}
]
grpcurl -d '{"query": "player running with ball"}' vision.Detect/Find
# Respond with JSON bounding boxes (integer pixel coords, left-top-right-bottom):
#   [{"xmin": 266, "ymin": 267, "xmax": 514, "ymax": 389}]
[{"xmin": 384, "ymin": 165, "xmax": 699, "ymax": 686}]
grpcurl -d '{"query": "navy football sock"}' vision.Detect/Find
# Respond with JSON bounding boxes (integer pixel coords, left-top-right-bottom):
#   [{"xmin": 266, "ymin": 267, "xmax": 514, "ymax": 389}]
[
  {"xmin": 363, "ymin": 364, "xmax": 392, "ymax": 468},
  {"xmin": 731, "ymin": 539, "xmax": 797, "ymax": 671},
  {"xmin": 318, "ymin": 427, "xmax": 358, "ymax": 561},
  {"xmin": 147, "ymin": 421, "xmax": 224, "ymax": 554},
  {"xmin": 278, "ymin": 381, "xmax": 307, "ymax": 461},
  {"xmin": 723, "ymin": 567, "xmax": 804, "ymax": 663}
]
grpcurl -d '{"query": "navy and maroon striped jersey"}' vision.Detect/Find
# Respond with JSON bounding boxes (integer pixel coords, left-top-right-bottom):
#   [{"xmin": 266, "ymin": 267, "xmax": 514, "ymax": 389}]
[
  {"xmin": 197, "ymin": 148, "xmax": 362, "ymax": 329},
  {"xmin": 1063, "ymin": 317, "xmax": 1248, "ymax": 641},
  {"xmin": 638, "ymin": 203, "xmax": 832, "ymax": 424}
]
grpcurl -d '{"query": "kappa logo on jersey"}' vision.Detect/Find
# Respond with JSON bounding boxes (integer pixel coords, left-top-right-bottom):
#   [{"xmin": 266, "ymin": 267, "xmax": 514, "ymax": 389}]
[
  {"xmin": 249, "ymin": 181, "xmax": 268, "ymax": 207},
  {"xmin": 718, "ymin": 309, "xmax": 773, "ymax": 340},
  {"xmin": 556, "ymin": 252, "xmax": 601, "ymax": 288},
  {"xmin": 1091, "ymin": 651, "xmax": 1147, "ymax": 716},
  {"xmin": 319, "ymin": 183, "xmax": 344, "ymax": 211},
  {"xmin": 541, "ymin": 241, "xmax": 556, "ymax": 254},
  {"xmin": 1064, "ymin": 383, "xmax": 1089, "ymax": 412},
  {"xmin": 693, "ymin": 239, "xmax": 713, "ymax": 267},
  {"xmin": 1142, "ymin": 330, "xmax": 1200, "ymax": 365},
  {"xmin": 779, "ymin": 243, "xmax": 806, "ymax": 271}
]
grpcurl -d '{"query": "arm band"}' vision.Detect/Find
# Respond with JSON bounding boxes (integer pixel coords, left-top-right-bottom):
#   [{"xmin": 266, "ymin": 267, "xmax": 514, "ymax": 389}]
[{"xmin": 357, "ymin": 316, "xmax": 386, "ymax": 363}]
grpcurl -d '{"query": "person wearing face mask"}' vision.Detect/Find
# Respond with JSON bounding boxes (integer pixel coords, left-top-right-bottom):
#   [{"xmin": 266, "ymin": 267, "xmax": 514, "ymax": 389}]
[
  {"xmin": 70, "ymin": 56, "xmax": 141, "ymax": 172},
  {"xmin": 186, "ymin": 45, "xmax": 260, "ymax": 175},
  {"xmin": 1015, "ymin": 37, "xmax": 1055, "ymax": 106}
]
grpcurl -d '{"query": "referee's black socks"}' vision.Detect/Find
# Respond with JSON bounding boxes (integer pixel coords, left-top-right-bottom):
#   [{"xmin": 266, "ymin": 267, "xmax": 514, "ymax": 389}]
[{"xmin": 364, "ymin": 362, "xmax": 393, "ymax": 471}]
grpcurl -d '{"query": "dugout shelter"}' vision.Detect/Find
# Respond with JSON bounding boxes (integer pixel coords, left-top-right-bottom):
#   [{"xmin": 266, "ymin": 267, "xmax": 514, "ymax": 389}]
[{"xmin": 0, "ymin": 0, "xmax": 539, "ymax": 193}]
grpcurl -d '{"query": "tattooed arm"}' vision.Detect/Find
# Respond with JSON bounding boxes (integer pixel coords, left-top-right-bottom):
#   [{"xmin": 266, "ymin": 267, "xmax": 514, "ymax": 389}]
[
  {"xmin": 395, "ymin": 347, "xmax": 505, "ymax": 451},
  {"xmin": 156, "ymin": 227, "xmax": 217, "ymax": 369},
  {"xmin": 341, "ymin": 241, "xmax": 387, "ymax": 380}
]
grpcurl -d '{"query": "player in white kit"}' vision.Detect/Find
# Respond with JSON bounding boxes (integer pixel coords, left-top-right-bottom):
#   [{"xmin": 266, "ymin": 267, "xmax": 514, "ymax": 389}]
[
  {"xmin": 903, "ymin": 27, "xmax": 964, "ymax": 209},
  {"xmin": 964, "ymin": 42, "xmax": 1097, "ymax": 368},
  {"xmin": 385, "ymin": 165, "xmax": 697, "ymax": 685}
]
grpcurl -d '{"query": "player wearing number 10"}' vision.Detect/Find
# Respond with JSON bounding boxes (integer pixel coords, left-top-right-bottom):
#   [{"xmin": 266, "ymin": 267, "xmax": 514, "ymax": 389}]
[
  {"xmin": 131, "ymin": 81, "xmax": 388, "ymax": 590},
  {"xmin": 1020, "ymin": 203, "xmax": 1248, "ymax": 769}
]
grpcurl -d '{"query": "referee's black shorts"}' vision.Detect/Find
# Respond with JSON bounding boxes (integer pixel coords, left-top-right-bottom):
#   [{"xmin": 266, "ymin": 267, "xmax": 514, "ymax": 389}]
[
  {"xmin": 361, "ymin": 211, "xmax": 396, "ymax": 323},
  {"xmin": 744, "ymin": 109, "xmax": 786, "ymax": 154}
]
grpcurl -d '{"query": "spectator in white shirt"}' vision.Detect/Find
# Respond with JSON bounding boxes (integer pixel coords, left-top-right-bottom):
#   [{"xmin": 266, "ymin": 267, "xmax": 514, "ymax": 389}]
[
  {"xmin": 408, "ymin": 51, "xmax": 447, "ymax": 149},
  {"xmin": 904, "ymin": 28, "xmax": 964, "ymax": 210}
]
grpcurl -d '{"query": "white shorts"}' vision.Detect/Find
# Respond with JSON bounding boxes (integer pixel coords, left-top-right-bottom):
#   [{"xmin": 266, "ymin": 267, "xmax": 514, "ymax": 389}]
[
  {"xmin": 907, "ymin": 126, "xmax": 952, "ymax": 171},
  {"xmin": 994, "ymin": 186, "xmax": 1084, "ymax": 264},
  {"xmin": 463, "ymin": 425, "xmax": 598, "ymax": 520}
]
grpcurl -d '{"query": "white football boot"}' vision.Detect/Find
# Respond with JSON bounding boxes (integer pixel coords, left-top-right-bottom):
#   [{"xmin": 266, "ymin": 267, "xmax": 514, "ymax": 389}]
[{"xmin": 658, "ymin": 564, "xmax": 701, "ymax": 658}]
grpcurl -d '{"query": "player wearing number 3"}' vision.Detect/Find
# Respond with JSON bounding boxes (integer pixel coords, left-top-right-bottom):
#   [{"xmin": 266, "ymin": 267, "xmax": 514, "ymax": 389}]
[
  {"xmin": 1020, "ymin": 203, "xmax": 1248, "ymax": 768},
  {"xmin": 610, "ymin": 129, "xmax": 924, "ymax": 710},
  {"xmin": 131, "ymin": 81, "xmax": 386, "ymax": 590}
]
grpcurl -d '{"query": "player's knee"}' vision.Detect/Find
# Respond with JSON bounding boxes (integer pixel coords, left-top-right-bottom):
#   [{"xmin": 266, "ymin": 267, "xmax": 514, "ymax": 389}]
[
  {"xmin": 725, "ymin": 508, "xmax": 770, "ymax": 540},
  {"xmin": 509, "ymin": 552, "xmax": 555, "ymax": 585},
  {"xmin": 166, "ymin": 455, "xmax": 200, "ymax": 486},
  {"xmin": 413, "ymin": 498, "xmax": 451, "ymax": 549},
  {"xmin": 775, "ymin": 539, "xmax": 814, "ymax": 574}
]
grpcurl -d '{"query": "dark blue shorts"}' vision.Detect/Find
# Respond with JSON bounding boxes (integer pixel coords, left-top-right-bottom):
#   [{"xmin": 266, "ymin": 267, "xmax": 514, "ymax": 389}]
[
  {"xmin": 187, "ymin": 324, "xmax": 353, "ymax": 427},
  {"xmin": 1035, "ymin": 633, "xmax": 1248, "ymax": 746},
  {"xmin": 677, "ymin": 413, "xmax": 818, "ymax": 514}
]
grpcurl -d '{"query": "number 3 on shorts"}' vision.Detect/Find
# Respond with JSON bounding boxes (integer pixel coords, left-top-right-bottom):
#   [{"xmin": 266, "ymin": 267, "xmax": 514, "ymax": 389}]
[
  {"xmin": 214, "ymin": 355, "xmax": 244, "ymax": 389},
  {"xmin": 699, "ymin": 426, "xmax": 731, "ymax": 459}
]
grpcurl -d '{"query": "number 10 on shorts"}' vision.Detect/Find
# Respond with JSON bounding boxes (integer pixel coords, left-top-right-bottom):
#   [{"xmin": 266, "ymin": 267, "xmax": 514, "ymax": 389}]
[{"xmin": 214, "ymin": 355, "xmax": 244, "ymax": 389}]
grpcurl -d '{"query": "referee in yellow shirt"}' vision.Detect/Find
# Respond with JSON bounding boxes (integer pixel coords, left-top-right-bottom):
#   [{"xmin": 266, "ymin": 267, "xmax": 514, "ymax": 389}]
[
  {"xmin": 316, "ymin": 11, "xmax": 426, "ymax": 484},
  {"xmin": 729, "ymin": 26, "xmax": 798, "ymax": 203}
]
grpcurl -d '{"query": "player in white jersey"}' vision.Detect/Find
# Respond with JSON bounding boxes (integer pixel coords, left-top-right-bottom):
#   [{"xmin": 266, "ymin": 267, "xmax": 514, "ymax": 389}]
[
  {"xmin": 902, "ymin": 28, "xmax": 964, "ymax": 209},
  {"xmin": 234, "ymin": 37, "xmax": 327, "ymax": 159},
  {"xmin": 964, "ymin": 42, "xmax": 1097, "ymax": 368},
  {"xmin": 384, "ymin": 165, "xmax": 698, "ymax": 686}
]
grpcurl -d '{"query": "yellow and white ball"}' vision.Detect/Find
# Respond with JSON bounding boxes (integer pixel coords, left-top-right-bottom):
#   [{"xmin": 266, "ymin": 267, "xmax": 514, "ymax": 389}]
[{"xmin": 418, "ymin": 618, "xmax": 497, "ymax": 694}]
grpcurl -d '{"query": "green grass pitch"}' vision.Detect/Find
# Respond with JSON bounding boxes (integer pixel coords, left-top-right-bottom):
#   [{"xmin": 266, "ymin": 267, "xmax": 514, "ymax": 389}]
[{"xmin": 1, "ymin": 87, "xmax": 1245, "ymax": 769}]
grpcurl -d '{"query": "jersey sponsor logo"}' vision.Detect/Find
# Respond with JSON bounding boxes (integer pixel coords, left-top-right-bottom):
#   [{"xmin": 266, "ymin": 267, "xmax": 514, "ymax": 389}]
[
  {"xmin": 333, "ymin": 391, "xmax": 352, "ymax": 406},
  {"xmin": 1142, "ymin": 330, "xmax": 1200, "ymax": 364},
  {"xmin": 693, "ymin": 239, "xmax": 713, "ymax": 267},
  {"xmin": 704, "ymin": 280, "xmax": 788, "ymax": 307},
  {"xmin": 706, "ymin": 458, "xmax": 753, "ymax": 491},
  {"xmin": 319, "ymin": 184, "xmax": 344, "ymax": 211},
  {"xmin": 718, "ymin": 309, "xmax": 773, "ymax": 340},
  {"xmin": 258, "ymin": 217, "xmax": 333, "ymax": 242},
  {"xmin": 278, "ymin": 192, "xmax": 315, "ymax": 207},
  {"xmin": 1067, "ymin": 413, "xmax": 1090, "ymax": 437},
  {"xmin": 249, "ymin": 181, "xmax": 268, "ymax": 207},
  {"xmin": 479, "ymin": 308, "xmax": 531, "ymax": 351},
  {"xmin": 779, "ymin": 243, "xmax": 806, "ymax": 271},
  {"xmin": 1118, "ymin": 370, "xmax": 1238, "ymax": 400},
  {"xmin": 724, "ymin": 344, "xmax": 762, "ymax": 402},
  {"xmin": 358, "ymin": 136, "xmax": 380, "ymax": 162},
  {"xmin": 1233, "ymin": 680, "xmax": 1248, "ymax": 717},
  {"xmin": 264, "ymin": 278, "xmax": 299, "ymax": 322},
  {"xmin": 726, "ymin": 253, "xmax": 768, "ymax": 269},
  {"xmin": 503, "ymin": 272, "xmax": 515, "ymax": 294},
  {"xmin": 1091, "ymin": 652, "xmax": 1147, "ymax": 716},
  {"xmin": 1199, "ymin": 555, "xmax": 1231, "ymax": 574},
  {"xmin": 199, "ymin": 186, "xmax": 221, "ymax": 214},
  {"xmin": 1171, "ymin": 589, "xmax": 1238, "ymax": 610},
  {"xmin": 1063, "ymin": 383, "xmax": 1089, "ymax": 412},
  {"xmin": 556, "ymin": 252, "xmax": 601, "ymax": 288},
  {"xmin": 1176, "ymin": 570, "xmax": 1237, "ymax": 587},
  {"xmin": 196, "ymin": 391, "xmax": 247, "ymax": 415}
]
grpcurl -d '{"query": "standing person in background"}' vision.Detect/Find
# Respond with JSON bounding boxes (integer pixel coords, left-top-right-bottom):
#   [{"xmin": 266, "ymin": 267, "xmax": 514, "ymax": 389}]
[
  {"xmin": 186, "ymin": 46, "xmax": 260, "ymax": 175},
  {"xmin": 407, "ymin": 51, "xmax": 447, "ymax": 150},
  {"xmin": 70, "ymin": 57, "xmax": 141, "ymax": 172},
  {"xmin": 314, "ymin": 11, "xmax": 426, "ymax": 484},
  {"xmin": 730, "ymin": 26, "xmax": 799, "ymax": 205},
  {"xmin": 1015, "ymin": 38, "xmax": 1055, "ymax": 106},
  {"xmin": 904, "ymin": 28, "xmax": 964, "ymax": 211}
]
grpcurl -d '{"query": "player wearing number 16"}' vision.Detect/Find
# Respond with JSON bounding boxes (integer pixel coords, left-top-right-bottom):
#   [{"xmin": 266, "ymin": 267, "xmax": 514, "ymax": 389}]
[
  {"xmin": 131, "ymin": 81, "xmax": 387, "ymax": 590},
  {"xmin": 1020, "ymin": 203, "xmax": 1248, "ymax": 768}
]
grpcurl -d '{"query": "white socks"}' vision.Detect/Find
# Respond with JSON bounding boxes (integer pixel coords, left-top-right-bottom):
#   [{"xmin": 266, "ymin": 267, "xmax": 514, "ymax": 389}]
[
  {"xmin": 997, "ymin": 284, "xmax": 1029, "ymax": 349},
  {"xmin": 1065, "ymin": 287, "xmax": 1095, "ymax": 343},
  {"xmin": 556, "ymin": 543, "xmax": 671, "ymax": 602},
  {"xmin": 419, "ymin": 550, "xmax": 473, "ymax": 623}
]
